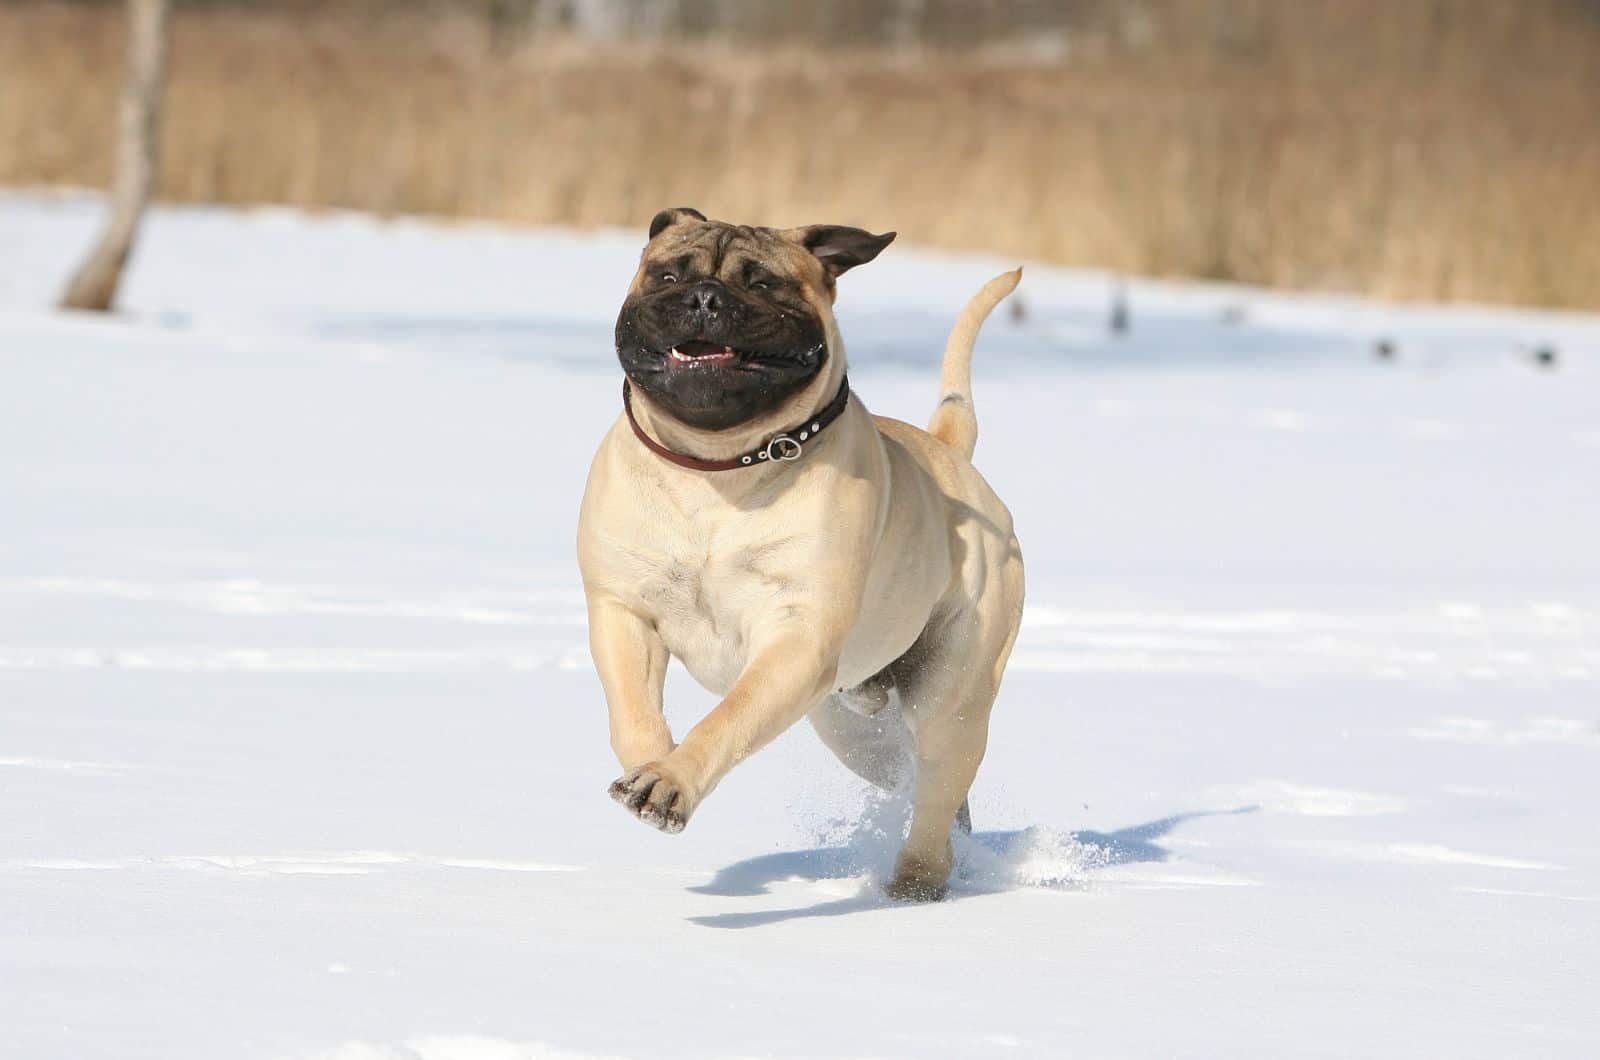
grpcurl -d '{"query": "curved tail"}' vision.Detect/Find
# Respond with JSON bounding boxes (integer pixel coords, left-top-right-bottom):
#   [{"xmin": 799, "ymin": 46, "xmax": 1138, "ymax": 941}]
[{"xmin": 927, "ymin": 268, "xmax": 1022, "ymax": 461}]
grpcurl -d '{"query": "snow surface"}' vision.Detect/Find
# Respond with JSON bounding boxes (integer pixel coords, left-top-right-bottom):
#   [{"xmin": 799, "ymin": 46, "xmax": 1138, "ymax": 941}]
[{"xmin": 2, "ymin": 191, "xmax": 1598, "ymax": 1059}]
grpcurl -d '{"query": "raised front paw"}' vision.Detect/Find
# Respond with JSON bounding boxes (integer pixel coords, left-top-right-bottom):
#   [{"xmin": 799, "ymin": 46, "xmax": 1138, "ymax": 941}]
[{"xmin": 607, "ymin": 759, "xmax": 697, "ymax": 834}]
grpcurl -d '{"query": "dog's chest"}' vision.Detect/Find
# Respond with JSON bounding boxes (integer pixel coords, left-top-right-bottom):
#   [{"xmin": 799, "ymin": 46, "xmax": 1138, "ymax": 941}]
[{"xmin": 622, "ymin": 525, "xmax": 803, "ymax": 694}]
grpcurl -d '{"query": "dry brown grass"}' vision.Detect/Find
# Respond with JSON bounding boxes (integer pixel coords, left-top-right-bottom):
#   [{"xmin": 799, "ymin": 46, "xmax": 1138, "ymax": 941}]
[{"xmin": 4, "ymin": 0, "xmax": 1599, "ymax": 308}]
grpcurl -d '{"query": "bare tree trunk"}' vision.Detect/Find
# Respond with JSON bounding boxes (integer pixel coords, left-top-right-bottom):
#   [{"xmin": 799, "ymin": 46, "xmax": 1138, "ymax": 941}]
[{"xmin": 61, "ymin": 0, "xmax": 170, "ymax": 313}]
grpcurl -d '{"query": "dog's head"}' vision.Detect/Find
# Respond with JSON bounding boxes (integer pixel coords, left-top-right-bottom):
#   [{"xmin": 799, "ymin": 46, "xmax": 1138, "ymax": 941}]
[{"xmin": 615, "ymin": 208, "xmax": 894, "ymax": 431}]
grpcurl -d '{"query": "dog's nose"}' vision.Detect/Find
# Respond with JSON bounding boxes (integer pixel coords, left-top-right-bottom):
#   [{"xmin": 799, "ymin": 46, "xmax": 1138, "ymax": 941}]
[{"xmin": 681, "ymin": 282, "xmax": 725, "ymax": 314}]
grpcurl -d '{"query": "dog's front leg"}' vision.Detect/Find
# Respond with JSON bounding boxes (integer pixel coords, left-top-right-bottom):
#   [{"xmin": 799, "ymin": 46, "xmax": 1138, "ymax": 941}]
[
  {"xmin": 588, "ymin": 595, "xmax": 674, "ymax": 772},
  {"xmin": 609, "ymin": 621, "xmax": 841, "ymax": 833}
]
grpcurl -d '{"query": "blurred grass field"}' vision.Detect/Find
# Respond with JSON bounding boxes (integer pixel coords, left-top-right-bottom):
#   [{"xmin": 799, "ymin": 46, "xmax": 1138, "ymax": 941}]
[{"xmin": 3, "ymin": 0, "xmax": 1598, "ymax": 308}]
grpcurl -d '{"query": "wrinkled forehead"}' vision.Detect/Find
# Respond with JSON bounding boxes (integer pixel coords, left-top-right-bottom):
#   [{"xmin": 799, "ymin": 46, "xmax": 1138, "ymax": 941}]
[{"xmin": 641, "ymin": 223, "xmax": 818, "ymax": 282}]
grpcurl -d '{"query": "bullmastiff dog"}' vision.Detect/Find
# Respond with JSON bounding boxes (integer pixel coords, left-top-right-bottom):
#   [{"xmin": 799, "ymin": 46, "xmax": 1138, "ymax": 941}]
[{"xmin": 578, "ymin": 207, "xmax": 1023, "ymax": 900}]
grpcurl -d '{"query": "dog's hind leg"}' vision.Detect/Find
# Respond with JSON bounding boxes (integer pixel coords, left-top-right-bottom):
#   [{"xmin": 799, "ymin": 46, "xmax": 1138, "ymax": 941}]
[
  {"xmin": 885, "ymin": 664, "xmax": 993, "ymax": 901},
  {"xmin": 808, "ymin": 679, "xmax": 911, "ymax": 792},
  {"xmin": 884, "ymin": 555, "xmax": 1023, "ymax": 901},
  {"xmin": 810, "ymin": 674, "xmax": 974, "ymax": 831}
]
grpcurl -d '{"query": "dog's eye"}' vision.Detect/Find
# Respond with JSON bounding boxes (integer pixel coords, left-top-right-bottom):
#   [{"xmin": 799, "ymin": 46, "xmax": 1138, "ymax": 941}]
[
  {"xmin": 658, "ymin": 271, "xmax": 678, "ymax": 284},
  {"xmin": 750, "ymin": 279, "xmax": 772, "ymax": 291}
]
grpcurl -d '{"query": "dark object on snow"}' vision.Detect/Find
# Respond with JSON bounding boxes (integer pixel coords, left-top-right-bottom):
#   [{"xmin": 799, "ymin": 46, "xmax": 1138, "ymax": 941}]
[
  {"xmin": 1375, "ymin": 338, "xmax": 1396, "ymax": 360},
  {"xmin": 1533, "ymin": 345, "xmax": 1558, "ymax": 369},
  {"xmin": 1110, "ymin": 281, "xmax": 1129, "ymax": 336},
  {"xmin": 1008, "ymin": 293, "xmax": 1028, "ymax": 324},
  {"xmin": 1221, "ymin": 303, "xmax": 1248, "ymax": 325},
  {"xmin": 62, "ymin": 0, "xmax": 171, "ymax": 312}
]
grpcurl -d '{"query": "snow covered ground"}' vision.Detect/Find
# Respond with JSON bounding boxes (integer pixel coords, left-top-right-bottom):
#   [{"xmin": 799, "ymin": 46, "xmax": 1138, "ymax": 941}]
[{"xmin": 2, "ymin": 191, "xmax": 1598, "ymax": 1059}]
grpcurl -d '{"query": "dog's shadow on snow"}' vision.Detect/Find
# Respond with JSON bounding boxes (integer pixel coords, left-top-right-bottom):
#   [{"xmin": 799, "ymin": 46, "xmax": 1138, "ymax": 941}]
[{"xmin": 686, "ymin": 806, "xmax": 1257, "ymax": 929}]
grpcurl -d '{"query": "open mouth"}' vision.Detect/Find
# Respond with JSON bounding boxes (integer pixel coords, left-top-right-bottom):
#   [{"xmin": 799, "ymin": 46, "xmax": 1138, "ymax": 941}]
[{"xmin": 667, "ymin": 340, "xmax": 740, "ymax": 366}]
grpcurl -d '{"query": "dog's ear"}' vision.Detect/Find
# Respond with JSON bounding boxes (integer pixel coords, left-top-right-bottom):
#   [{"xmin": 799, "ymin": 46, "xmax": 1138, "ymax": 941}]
[
  {"xmin": 789, "ymin": 225, "xmax": 897, "ymax": 279},
  {"xmin": 648, "ymin": 207, "xmax": 707, "ymax": 240}
]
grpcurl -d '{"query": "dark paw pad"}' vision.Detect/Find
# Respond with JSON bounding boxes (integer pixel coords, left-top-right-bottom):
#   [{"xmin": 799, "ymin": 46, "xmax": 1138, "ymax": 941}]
[{"xmin": 608, "ymin": 768, "xmax": 689, "ymax": 834}]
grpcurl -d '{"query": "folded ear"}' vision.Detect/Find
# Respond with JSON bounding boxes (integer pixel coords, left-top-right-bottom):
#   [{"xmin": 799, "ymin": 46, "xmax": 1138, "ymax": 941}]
[
  {"xmin": 648, "ymin": 207, "xmax": 707, "ymax": 240},
  {"xmin": 789, "ymin": 225, "xmax": 897, "ymax": 279}
]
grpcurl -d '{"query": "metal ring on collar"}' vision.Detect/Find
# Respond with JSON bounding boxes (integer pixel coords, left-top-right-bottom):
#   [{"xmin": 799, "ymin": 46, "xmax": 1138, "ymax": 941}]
[{"xmin": 764, "ymin": 435, "xmax": 804, "ymax": 462}]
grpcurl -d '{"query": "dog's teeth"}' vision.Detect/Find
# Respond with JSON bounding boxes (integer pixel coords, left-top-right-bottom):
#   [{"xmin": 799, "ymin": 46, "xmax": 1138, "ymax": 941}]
[{"xmin": 668, "ymin": 345, "xmax": 735, "ymax": 364}]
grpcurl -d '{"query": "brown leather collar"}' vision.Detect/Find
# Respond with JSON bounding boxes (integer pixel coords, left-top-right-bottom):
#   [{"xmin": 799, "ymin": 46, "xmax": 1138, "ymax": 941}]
[{"xmin": 623, "ymin": 375, "xmax": 851, "ymax": 472}]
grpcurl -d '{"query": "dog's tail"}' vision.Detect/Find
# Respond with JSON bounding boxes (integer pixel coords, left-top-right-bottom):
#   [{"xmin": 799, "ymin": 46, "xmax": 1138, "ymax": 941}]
[{"xmin": 927, "ymin": 268, "xmax": 1022, "ymax": 461}]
